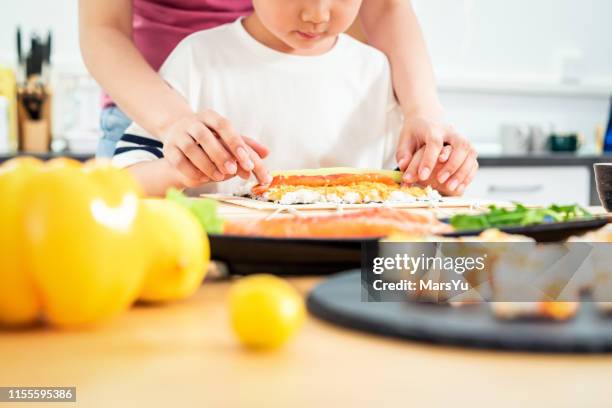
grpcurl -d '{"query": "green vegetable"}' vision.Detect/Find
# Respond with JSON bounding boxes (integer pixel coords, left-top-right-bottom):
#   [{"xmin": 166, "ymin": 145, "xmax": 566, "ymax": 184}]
[
  {"xmin": 450, "ymin": 203, "xmax": 592, "ymax": 231},
  {"xmin": 166, "ymin": 188, "xmax": 224, "ymax": 234}
]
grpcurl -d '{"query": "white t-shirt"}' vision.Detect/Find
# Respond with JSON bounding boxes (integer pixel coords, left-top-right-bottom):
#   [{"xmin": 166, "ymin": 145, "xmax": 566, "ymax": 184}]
[{"xmin": 113, "ymin": 18, "xmax": 403, "ymax": 194}]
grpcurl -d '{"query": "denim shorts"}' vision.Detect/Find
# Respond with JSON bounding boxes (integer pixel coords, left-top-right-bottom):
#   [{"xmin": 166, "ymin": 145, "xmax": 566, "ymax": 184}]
[{"xmin": 97, "ymin": 106, "xmax": 132, "ymax": 158}]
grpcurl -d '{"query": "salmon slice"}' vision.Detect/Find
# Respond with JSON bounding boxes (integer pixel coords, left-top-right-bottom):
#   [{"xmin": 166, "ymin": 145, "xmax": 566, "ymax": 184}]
[{"xmin": 224, "ymin": 208, "xmax": 452, "ymax": 238}]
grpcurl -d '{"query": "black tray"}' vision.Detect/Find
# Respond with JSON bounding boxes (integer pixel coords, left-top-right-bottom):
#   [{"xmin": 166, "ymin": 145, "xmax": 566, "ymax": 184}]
[
  {"xmin": 211, "ymin": 217, "xmax": 609, "ymax": 275},
  {"xmin": 210, "ymin": 234, "xmax": 377, "ymax": 275},
  {"xmin": 443, "ymin": 217, "xmax": 609, "ymax": 242},
  {"xmin": 307, "ymin": 271, "xmax": 612, "ymax": 353}
]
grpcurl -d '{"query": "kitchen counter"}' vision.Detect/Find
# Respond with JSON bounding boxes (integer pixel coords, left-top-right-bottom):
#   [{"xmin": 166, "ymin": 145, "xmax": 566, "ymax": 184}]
[
  {"xmin": 1, "ymin": 277, "xmax": 611, "ymax": 408},
  {"xmin": 478, "ymin": 153, "xmax": 612, "ymax": 167},
  {"xmin": 472, "ymin": 154, "xmax": 612, "ymax": 206}
]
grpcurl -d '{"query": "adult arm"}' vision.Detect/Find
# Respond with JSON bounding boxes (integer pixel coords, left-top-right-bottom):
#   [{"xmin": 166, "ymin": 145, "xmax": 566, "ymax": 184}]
[
  {"xmin": 78, "ymin": 0, "xmax": 191, "ymax": 137},
  {"xmin": 78, "ymin": 0, "xmax": 271, "ymax": 185},
  {"xmin": 359, "ymin": 0, "xmax": 478, "ymax": 195}
]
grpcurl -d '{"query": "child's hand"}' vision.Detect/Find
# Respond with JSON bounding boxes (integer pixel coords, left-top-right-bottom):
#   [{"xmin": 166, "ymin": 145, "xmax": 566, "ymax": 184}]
[
  {"xmin": 170, "ymin": 137, "xmax": 269, "ymax": 189},
  {"xmin": 396, "ymin": 116, "xmax": 478, "ymax": 196},
  {"xmin": 160, "ymin": 110, "xmax": 272, "ymax": 187}
]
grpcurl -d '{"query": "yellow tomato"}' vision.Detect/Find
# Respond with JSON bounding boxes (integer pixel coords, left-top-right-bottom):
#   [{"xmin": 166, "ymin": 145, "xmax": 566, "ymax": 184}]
[
  {"xmin": 0, "ymin": 157, "xmax": 44, "ymax": 326},
  {"xmin": 229, "ymin": 275, "xmax": 306, "ymax": 349},
  {"xmin": 139, "ymin": 199, "xmax": 209, "ymax": 302},
  {"xmin": 20, "ymin": 161, "xmax": 150, "ymax": 327}
]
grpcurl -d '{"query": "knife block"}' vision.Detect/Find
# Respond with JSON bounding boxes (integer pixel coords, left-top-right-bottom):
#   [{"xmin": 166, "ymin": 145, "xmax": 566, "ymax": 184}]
[{"xmin": 17, "ymin": 87, "xmax": 52, "ymax": 153}]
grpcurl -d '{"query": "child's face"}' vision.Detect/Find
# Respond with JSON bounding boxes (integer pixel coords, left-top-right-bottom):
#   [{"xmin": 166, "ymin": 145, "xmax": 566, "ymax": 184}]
[{"xmin": 252, "ymin": 0, "xmax": 363, "ymax": 54}]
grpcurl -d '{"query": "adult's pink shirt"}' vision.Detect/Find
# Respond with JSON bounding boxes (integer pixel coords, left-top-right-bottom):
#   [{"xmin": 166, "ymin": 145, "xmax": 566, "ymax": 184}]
[{"xmin": 102, "ymin": 0, "xmax": 253, "ymax": 107}]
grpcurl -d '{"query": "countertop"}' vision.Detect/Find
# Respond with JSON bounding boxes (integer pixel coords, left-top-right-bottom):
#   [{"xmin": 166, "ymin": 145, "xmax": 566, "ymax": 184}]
[
  {"xmin": 477, "ymin": 153, "xmax": 612, "ymax": 167},
  {"xmin": 1, "ymin": 203, "xmax": 610, "ymax": 407},
  {"xmin": 1, "ymin": 277, "xmax": 611, "ymax": 408}
]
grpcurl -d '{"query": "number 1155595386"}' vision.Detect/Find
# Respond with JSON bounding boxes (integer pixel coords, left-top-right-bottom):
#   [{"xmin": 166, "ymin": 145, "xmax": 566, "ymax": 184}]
[{"xmin": 0, "ymin": 387, "xmax": 76, "ymax": 402}]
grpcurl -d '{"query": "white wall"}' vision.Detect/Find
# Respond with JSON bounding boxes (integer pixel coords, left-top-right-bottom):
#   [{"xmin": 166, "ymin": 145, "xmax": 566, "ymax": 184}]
[
  {"xmin": 0, "ymin": 0, "xmax": 610, "ymax": 149},
  {"xmin": 413, "ymin": 0, "xmax": 612, "ymax": 84},
  {"xmin": 412, "ymin": 0, "xmax": 612, "ymax": 147}
]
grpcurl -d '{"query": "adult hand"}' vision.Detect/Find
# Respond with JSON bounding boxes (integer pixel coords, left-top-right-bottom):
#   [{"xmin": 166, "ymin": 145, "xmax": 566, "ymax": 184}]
[
  {"xmin": 396, "ymin": 116, "xmax": 478, "ymax": 195},
  {"xmin": 160, "ymin": 109, "xmax": 271, "ymax": 187}
]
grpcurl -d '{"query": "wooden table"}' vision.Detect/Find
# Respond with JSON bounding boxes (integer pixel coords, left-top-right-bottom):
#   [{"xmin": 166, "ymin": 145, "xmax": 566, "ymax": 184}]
[
  {"xmin": 1, "ymin": 203, "xmax": 610, "ymax": 407},
  {"xmin": 1, "ymin": 278, "xmax": 612, "ymax": 408}
]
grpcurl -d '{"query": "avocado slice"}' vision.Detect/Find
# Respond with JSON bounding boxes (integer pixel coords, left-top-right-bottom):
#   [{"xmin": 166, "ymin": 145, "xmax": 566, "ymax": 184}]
[{"xmin": 271, "ymin": 168, "xmax": 402, "ymax": 183}]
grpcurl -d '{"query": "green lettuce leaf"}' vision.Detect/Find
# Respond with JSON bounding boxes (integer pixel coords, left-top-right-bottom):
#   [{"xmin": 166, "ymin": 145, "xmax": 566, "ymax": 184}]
[
  {"xmin": 450, "ymin": 203, "xmax": 592, "ymax": 231},
  {"xmin": 166, "ymin": 188, "xmax": 224, "ymax": 234}
]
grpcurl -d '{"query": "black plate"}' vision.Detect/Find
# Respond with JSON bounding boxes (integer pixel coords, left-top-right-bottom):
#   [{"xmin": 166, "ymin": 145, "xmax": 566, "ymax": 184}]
[
  {"xmin": 307, "ymin": 271, "xmax": 612, "ymax": 353},
  {"xmin": 211, "ymin": 216, "xmax": 609, "ymax": 275},
  {"xmin": 210, "ymin": 234, "xmax": 377, "ymax": 276},
  {"xmin": 443, "ymin": 217, "xmax": 610, "ymax": 242}
]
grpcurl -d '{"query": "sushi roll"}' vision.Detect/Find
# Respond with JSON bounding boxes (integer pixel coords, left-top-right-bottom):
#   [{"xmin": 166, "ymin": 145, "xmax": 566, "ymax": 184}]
[
  {"xmin": 489, "ymin": 243, "xmax": 581, "ymax": 321},
  {"xmin": 569, "ymin": 225, "xmax": 612, "ymax": 316}
]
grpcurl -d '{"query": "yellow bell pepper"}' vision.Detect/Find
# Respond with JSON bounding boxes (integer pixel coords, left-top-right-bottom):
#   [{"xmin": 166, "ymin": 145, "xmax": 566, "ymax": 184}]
[
  {"xmin": 0, "ymin": 157, "xmax": 44, "ymax": 325},
  {"xmin": 0, "ymin": 158, "xmax": 150, "ymax": 327}
]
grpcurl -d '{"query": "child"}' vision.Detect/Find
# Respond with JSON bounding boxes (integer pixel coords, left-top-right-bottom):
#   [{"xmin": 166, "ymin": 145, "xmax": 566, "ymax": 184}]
[{"xmin": 113, "ymin": 0, "xmax": 430, "ymax": 196}]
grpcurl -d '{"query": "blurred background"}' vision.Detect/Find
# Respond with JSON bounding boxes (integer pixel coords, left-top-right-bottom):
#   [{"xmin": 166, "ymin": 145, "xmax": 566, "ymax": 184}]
[
  {"xmin": 415, "ymin": 0, "xmax": 612, "ymax": 154},
  {"xmin": 0, "ymin": 0, "xmax": 611, "ymax": 204}
]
